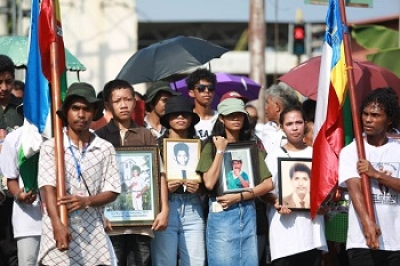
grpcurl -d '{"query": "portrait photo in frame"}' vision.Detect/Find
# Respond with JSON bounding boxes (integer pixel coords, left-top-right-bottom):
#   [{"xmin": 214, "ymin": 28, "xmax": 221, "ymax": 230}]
[
  {"xmin": 278, "ymin": 158, "xmax": 312, "ymax": 211},
  {"xmin": 104, "ymin": 146, "xmax": 160, "ymax": 227},
  {"xmin": 217, "ymin": 142, "xmax": 259, "ymax": 195},
  {"xmin": 163, "ymin": 138, "xmax": 202, "ymax": 182}
]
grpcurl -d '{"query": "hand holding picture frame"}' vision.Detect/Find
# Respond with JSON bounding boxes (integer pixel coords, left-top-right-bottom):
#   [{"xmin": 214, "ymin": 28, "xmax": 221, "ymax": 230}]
[
  {"xmin": 163, "ymin": 139, "xmax": 202, "ymax": 182},
  {"xmin": 217, "ymin": 142, "xmax": 259, "ymax": 195},
  {"xmin": 278, "ymin": 158, "xmax": 312, "ymax": 211},
  {"xmin": 104, "ymin": 146, "xmax": 160, "ymax": 227}
]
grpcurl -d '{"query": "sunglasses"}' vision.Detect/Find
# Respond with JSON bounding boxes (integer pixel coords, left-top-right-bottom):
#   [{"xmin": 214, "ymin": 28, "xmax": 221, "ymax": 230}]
[
  {"xmin": 170, "ymin": 113, "xmax": 192, "ymax": 119},
  {"xmin": 194, "ymin": 84, "xmax": 215, "ymax": 93}
]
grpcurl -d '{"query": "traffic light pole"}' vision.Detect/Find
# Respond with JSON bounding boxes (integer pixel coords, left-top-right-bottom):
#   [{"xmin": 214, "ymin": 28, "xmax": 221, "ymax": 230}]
[{"xmin": 296, "ymin": 54, "xmax": 301, "ymax": 67}]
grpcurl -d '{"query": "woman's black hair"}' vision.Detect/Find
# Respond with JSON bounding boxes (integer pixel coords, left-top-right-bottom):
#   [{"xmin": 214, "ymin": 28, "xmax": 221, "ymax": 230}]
[
  {"xmin": 279, "ymin": 105, "xmax": 306, "ymax": 125},
  {"xmin": 157, "ymin": 121, "xmax": 198, "ymax": 162},
  {"xmin": 160, "ymin": 113, "xmax": 197, "ymax": 139},
  {"xmin": 204, "ymin": 113, "xmax": 252, "ymax": 157},
  {"xmin": 212, "ymin": 115, "xmax": 251, "ymax": 140}
]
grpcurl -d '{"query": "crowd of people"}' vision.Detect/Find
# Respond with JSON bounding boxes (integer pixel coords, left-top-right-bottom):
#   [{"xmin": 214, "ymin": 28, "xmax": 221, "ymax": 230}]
[{"xmin": 0, "ymin": 53, "xmax": 399, "ymax": 266}]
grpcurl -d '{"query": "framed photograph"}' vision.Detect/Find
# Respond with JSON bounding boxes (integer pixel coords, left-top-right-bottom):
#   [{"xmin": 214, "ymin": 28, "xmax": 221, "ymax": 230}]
[
  {"xmin": 104, "ymin": 146, "xmax": 160, "ymax": 227},
  {"xmin": 163, "ymin": 138, "xmax": 202, "ymax": 182},
  {"xmin": 278, "ymin": 158, "xmax": 312, "ymax": 211},
  {"xmin": 218, "ymin": 142, "xmax": 259, "ymax": 194}
]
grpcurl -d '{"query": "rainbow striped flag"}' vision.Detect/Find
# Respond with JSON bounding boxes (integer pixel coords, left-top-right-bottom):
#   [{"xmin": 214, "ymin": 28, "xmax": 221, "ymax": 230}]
[
  {"xmin": 18, "ymin": 0, "xmax": 67, "ymax": 192},
  {"xmin": 310, "ymin": 0, "xmax": 348, "ymax": 218}
]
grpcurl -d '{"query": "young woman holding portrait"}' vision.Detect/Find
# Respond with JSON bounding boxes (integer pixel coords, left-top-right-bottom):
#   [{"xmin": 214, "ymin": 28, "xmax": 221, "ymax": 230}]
[{"xmin": 196, "ymin": 98, "xmax": 273, "ymax": 266}]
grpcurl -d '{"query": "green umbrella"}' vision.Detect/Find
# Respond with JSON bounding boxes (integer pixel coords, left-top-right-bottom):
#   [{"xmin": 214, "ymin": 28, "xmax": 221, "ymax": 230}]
[{"xmin": 0, "ymin": 35, "xmax": 86, "ymax": 71}]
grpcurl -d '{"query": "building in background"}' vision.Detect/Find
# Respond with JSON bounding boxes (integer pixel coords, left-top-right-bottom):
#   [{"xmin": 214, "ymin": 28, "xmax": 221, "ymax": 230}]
[
  {"xmin": 0, "ymin": 0, "xmax": 398, "ymax": 91},
  {"xmin": 0, "ymin": 0, "xmax": 138, "ymax": 92}
]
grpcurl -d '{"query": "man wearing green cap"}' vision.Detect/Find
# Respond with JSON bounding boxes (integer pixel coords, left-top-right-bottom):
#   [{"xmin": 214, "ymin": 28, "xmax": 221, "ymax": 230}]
[
  {"xmin": 37, "ymin": 82, "xmax": 121, "ymax": 266},
  {"xmin": 144, "ymin": 81, "xmax": 180, "ymax": 139}
]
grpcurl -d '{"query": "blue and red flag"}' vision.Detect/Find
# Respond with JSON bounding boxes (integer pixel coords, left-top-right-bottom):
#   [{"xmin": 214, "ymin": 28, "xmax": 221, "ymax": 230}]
[{"xmin": 310, "ymin": 0, "xmax": 348, "ymax": 218}]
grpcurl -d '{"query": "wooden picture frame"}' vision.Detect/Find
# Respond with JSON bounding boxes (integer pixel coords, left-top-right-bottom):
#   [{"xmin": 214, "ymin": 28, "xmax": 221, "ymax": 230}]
[
  {"xmin": 218, "ymin": 141, "xmax": 259, "ymax": 194},
  {"xmin": 278, "ymin": 158, "xmax": 312, "ymax": 211},
  {"xmin": 163, "ymin": 138, "xmax": 202, "ymax": 182},
  {"xmin": 104, "ymin": 146, "xmax": 160, "ymax": 226}
]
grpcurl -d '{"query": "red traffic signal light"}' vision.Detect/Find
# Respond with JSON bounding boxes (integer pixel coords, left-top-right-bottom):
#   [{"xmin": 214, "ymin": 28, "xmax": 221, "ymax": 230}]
[
  {"xmin": 294, "ymin": 25, "xmax": 305, "ymax": 40},
  {"xmin": 293, "ymin": 24, "xmax": 305, "ymax": 55}
]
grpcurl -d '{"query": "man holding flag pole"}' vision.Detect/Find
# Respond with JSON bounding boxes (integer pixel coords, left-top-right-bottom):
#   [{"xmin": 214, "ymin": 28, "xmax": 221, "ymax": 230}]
[
  {"xmin": 311, "ymin": 0, "xmax": 400, "ymax": 265},
  {"xmin": 339, "ymin": 88, "xmax": 400, "ymax": 265}
]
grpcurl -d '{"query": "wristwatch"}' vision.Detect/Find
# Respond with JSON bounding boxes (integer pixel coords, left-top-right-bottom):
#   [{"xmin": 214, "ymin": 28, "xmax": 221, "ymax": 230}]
[{"xmin": 216, "ymin": 150, "xmax": 224, "ymax": 155}]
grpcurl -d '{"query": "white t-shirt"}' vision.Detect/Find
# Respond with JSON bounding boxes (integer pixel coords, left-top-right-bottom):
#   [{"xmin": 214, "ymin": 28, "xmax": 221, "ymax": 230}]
[
  {"xmin": 339, "ymin": 139, "xmax": 400, "ymax": 251},
  {"xmin": 195, "ymin": 111, "xmax": 218, "ymax": 140},
  {"xmin": 260, "ymin": 122, "xmax": 287, "ymax": 153},
  {"xmin": 265, "ymin": 146, "xmax": 327, "ymax": 261},
  {"xmin": 0, "ymin": 127, "xmax": 42, "ymax": 238}
]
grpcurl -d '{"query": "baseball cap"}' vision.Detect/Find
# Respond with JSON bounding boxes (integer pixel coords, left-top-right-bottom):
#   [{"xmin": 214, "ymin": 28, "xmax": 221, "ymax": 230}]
[
  {"xmin": 231, "ymin": 153, "xmax": 243, "ymax": 162},
  {"xmin": 217, "ymin": 98, "xmax": 248, "ymax": 116},
  {"xmin": 220, "ymin": 91, "xmax": 249, "ymax": 103}
]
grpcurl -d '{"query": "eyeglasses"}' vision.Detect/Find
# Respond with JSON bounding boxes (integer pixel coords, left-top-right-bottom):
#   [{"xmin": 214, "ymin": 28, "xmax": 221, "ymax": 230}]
[{"xmin": 194, "ymin": 84, "xmax": 215, "ymax": 93}]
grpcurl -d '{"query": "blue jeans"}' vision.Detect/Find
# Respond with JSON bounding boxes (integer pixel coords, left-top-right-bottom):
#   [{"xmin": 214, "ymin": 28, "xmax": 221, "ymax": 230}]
[
  {"xmin": 207, "ymin": 198, "xmax": 258, "ymax": 266},
  {"xmin": 152, "ymin": 193, "xmax": 206, "ymax": 266}
]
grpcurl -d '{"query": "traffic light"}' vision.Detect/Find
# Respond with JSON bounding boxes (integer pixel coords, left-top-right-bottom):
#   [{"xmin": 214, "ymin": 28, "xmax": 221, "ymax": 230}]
[{"xmin": 293, "ymin": 24, "xmax": 305, "ymax": 55}]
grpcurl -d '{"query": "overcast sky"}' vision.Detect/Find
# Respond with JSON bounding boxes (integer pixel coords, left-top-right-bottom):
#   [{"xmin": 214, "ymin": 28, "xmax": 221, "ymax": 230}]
[{"xmin": 136, "ymin": 0, "xmax": 399, "ymax": 23}]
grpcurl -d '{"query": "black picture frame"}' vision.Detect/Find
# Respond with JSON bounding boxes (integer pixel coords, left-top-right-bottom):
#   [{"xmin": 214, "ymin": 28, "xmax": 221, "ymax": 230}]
[{"xmin": 217, "ymin": 141, "xmax": 259, "ymax": 195}]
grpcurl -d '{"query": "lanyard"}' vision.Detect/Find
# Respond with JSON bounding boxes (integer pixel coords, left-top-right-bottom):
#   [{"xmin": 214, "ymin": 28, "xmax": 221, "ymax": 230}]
[
  {"xmin": 281, "ymin": 146, "xmax": 291, "ymax": 158},
  {"xmin": 68, "ymin": 137, "xmax": 90, "ymax": 182}
]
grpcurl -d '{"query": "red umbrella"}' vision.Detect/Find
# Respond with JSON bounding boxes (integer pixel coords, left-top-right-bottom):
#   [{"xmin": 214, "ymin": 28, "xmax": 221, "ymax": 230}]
[{"xmin": 279, "ymin": 56, "xmax": 400, "ymax": 104}]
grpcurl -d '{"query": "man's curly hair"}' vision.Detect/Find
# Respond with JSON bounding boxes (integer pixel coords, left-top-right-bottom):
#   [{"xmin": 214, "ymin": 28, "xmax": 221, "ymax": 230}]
[
  {"xmin": 185, "ymin": 68, "xmax": 216, "ymax": 90},
  {"xmin": 360, "ymin": 87, "xmax": 400, "ymax": 130}
]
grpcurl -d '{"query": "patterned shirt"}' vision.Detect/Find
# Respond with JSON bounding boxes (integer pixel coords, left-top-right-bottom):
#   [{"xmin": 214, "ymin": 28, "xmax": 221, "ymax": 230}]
[{"xmin": 38, "ymin": 133, "xmax": 120, "ymax": 266}]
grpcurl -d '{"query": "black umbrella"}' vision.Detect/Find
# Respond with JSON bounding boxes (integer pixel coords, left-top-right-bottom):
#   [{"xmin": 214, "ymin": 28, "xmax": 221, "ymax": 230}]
[{"xmin": 116, "ymin": 36, "xmax": 229, "ymax": 84}]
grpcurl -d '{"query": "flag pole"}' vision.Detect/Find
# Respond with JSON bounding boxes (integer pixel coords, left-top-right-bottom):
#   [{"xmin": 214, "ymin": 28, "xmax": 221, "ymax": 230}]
[
  {"xmin": 49, "ymin": 0, "xmax": 67, "ymax": 225},
  {"xmin": 338, "ymin": 0, "xmax": 375, "ymax": 221}
]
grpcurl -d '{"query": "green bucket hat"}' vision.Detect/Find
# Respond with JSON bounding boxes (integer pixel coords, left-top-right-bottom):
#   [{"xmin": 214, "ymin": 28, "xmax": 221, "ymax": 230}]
[
  {"xmin": 217, "ymin": 98, "xmax": 248, "ymax": 116},
  {"xmin": 145, "ymin": 81, "xmax": 180, "ymax": 104},
  {"xmin": 57, "ymin": 82, "xmax": 104, "ymax": 122}
]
